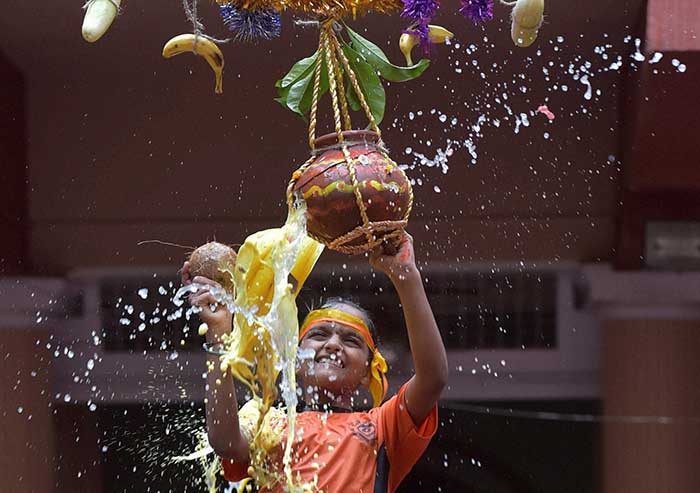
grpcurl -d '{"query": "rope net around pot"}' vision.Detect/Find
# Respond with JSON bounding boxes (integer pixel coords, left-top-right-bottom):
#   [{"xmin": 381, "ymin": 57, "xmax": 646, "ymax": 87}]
[{"xmin": 286, "ymin": 21, "xmax": 413, "ymax": 255}]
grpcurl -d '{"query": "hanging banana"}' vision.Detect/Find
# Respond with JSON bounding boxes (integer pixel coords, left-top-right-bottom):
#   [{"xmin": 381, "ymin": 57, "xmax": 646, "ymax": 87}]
[{"xmin": 162, "ymin": 34, "xmax": 225, "ymax": 94}]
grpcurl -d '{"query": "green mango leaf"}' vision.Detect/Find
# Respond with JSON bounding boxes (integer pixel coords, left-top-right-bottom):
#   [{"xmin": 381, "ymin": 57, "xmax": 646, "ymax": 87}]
[
  {"xmin": 274, "ymin": 95, "xmax": 288, "ymax": 109},
  {"xmin": 275, "ymin": 51, "xmax": 319, "ymax": 110},
  {"xmin": 346, "ymin": 76, "xmax": 361, "ymax": 111},
  {"xmin": 279, "ymin": 51, "xmax": 318, "ymax": 88},
  {"xmin": 275, "ymin": 79, "xmax": 292, "ymax": 106},
  {"xmin": 345, "ymin": 25, "xmax": 430, "ymax": 83},
  {"xmin": 280, "ymin": 57, "xmax": 330, "ymax": 120},
  {"xmin": 275, "ymin": 50, "xmax": 329, "ymax": 119},
  {"xmin": 298, "ymin": 59, "xmax": 330, "ymax": 118},
  {"xmin": 286, "ymin": 72, "xmax": 314, "ymax": 118},
  {"xmin": 342, "ymin": 43, "xmax": 385, "ymax": 125}
]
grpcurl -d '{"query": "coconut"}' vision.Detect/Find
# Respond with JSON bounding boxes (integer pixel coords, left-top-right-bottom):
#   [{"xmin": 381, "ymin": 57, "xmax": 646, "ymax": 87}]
[{"xmin": 188, "ymin": 242, "xmax": 237, "ymax": 293}]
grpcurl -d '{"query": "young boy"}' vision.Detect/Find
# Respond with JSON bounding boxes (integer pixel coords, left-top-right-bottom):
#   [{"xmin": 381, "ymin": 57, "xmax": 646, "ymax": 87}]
[{"xmin": 182, "ymin": 233, "xmax": 448, "ymax": 492}]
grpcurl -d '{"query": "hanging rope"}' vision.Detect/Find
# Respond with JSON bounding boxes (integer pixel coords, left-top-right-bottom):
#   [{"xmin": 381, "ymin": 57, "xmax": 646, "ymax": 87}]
[
  {"xmin": 182, "ymin": 0, "xmax": 231, "ymax": 46},
  {"xmin": 328, "ymin": 30, "xmax": 381, "ymax": 139},
  {"xmin": 330, "ymin": 41, "xmax": 352, "ymax": 131},
  {"xmin": 308, "ymin": 27, "xmax": 328, "ymax": 150},
  {"xmin": 82, "ymin": 0, "xmax": 122, "ymax": 13}
]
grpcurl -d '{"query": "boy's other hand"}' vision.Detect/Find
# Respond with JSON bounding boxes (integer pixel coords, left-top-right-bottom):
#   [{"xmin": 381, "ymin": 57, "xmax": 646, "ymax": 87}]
[
  {"xmin": 180, "ymin": 261, "xmax": 232, "ymax": 341},
  {"xmin": 369, "ymin": 232, "xmax": 419, "ymax": 282},
  {"xmin": 180, "ymin": 261, "xmax": 193, "ymax": 286}
]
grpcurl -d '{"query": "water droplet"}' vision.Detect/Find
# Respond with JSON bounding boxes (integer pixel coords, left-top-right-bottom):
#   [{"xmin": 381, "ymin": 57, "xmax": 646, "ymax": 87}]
[{"xmin": 649, "ymin": 52, "xmax": 663, "ymax": 64}]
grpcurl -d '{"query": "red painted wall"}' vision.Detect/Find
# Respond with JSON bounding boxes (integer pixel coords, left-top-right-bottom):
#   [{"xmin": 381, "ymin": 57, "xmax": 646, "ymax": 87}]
[
  {"xmin": 647, "ymin": 0, "xmax": 700, "ymax": 51},
  {"xmin": 616, "ymin": 50, "xmax": 700, "ymax": 268}
]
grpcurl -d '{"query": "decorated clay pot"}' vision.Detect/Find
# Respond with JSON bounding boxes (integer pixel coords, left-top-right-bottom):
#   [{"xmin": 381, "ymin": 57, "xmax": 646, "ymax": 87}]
[{"xmin": 289, "ymin": 130, "xmax": 413, "ymax": 254}]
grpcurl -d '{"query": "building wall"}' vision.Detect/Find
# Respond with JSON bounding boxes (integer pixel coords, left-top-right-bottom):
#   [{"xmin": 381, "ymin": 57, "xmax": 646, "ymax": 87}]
[
  {"xmin": 0, "ymin": 2, "xmax": 637, "ymax": 274},
  {"xmin": 0, "ymin": 51, "xmax": 27, "ymax": 274}
]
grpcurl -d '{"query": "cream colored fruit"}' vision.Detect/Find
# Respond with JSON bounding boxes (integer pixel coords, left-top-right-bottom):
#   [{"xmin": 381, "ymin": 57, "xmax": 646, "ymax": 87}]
[
  {"xmin": 511, "ymin": 24, "xmax": 539, "ymax": 47},
  {"xmin": 82, "ymin": 0, "xmax": 121, "ymax": 43},
  {"xmin": 510, "ymin": 0, "xmax": 544, "ymax": 48},
  {"xmin": 198, "ymin": 323, "xmax": 209, "ymax": 336},
  {"xmin": 427, "ymin": 25, "xmax": 454, "ymax": 44},
  {"xmin": 399, "ymin": 32, "xmax": 419, "ymax": 66}
]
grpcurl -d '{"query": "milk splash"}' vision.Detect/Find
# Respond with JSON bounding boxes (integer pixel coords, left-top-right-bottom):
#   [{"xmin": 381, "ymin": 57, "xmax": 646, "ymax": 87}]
[
  {"xmin": 174, "ymin": 201, "xmax": 324, "ymax": 492},
  {"xmin": 395, "ymin": 33, "xmax": 689, "ymax": 177}
]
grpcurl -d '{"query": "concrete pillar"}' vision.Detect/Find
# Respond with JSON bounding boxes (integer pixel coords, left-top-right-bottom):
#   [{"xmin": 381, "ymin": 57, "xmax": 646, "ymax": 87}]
[
  {"xmin": 584, "ymin": 265, "xmax": 700, "ymax": 493},
  {"xmin": 0, "ymin": 278, "xmax": 66, "ymax": 493}
]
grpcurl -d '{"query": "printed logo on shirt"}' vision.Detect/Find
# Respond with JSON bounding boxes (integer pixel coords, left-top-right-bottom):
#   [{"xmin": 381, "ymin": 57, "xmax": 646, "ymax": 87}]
[{"xmin": 350, "ymin": 419, "xmax": 377, "ymax": 448}]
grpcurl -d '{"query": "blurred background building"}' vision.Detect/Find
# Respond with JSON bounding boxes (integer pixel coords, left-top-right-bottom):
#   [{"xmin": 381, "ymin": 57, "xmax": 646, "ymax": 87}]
[{"xmin": 1, "ymin": 0, "xmax": 699, "ymax": 492}]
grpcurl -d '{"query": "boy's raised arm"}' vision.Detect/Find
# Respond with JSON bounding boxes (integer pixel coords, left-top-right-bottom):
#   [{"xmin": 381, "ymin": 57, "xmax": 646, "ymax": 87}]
[
  {"xmin": 370, "ymin": 235, "xmax": 449, "ymax": 425},
  {"xmin": 182, "ymin": 262, "xmax": 250, "ymax": 462}
]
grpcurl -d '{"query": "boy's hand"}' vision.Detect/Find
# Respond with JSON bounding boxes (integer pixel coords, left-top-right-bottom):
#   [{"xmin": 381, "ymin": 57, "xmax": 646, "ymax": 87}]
[
  {"xmin": 369, "ymin": 232, "xmax": 419, "ymax": 282},
  {"xmin": 180, "ymin": 261, "xmax": 232, "ymax": 342}
]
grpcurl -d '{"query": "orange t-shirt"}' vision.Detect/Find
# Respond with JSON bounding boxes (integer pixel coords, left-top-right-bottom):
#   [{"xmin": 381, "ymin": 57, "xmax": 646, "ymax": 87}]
[{"xmin": 222, "ymin": 383, "xmax": 438, "ymax": 492}]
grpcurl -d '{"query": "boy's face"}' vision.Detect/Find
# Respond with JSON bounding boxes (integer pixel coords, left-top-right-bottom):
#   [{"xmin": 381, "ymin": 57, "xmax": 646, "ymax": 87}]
[{"xmin": 298, "ymin": 303, "xmax": 372, "ymax": 398}]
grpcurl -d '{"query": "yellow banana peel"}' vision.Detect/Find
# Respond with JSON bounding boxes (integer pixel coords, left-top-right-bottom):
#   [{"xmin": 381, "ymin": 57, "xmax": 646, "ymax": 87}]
[{"xmin": 400, "ymin": 25, "xmax": 453, "ymax": 66}]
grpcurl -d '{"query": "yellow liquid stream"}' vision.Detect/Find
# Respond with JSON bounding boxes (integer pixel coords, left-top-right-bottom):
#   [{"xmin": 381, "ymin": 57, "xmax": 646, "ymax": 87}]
[{"xmin": 176, "ymin": 203, "xmax": 324, "ymax": 492}]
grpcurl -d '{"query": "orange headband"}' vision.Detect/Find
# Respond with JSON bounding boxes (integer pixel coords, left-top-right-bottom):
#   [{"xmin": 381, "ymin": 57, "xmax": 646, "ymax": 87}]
[
  {"xmin": 300, "ymin": 308, "xmax": 388, "ymax": 407},
  {"xmin": 300, "ymin": 308, "xmax": 376, "ymax": 349}
]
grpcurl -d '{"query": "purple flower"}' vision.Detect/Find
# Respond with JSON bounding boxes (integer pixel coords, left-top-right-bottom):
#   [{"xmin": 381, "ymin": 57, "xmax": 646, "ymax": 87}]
[
  {"xmin": 404, "ymin": 23, "xmax": 432, "ymax": 54},
  {"xmin": 400, "ymin": 0, "xmax": 440, "ymax": 24},
  {"xmin": 401, "ymin": 0, "xmax": 440, "ymax": 53},
  {"xmin": 219, "ymin": 3, "xmax": 281, "ymax": 42},
  {"xmin": 459, "ymin": 0, "xmax": 494, "ymax": 24}
]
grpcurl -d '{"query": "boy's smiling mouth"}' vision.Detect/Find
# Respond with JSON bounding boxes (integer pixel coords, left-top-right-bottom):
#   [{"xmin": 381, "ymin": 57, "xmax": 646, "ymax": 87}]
[{"xmin": 316, "ymin": 355, "xmax": 344, "ymax": 368}]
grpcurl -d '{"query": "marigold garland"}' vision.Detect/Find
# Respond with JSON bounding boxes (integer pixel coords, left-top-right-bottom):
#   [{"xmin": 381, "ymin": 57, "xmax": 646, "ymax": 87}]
[{"xmin": 214, "ymin": 0, "xmax": 403, "ymax": 17}]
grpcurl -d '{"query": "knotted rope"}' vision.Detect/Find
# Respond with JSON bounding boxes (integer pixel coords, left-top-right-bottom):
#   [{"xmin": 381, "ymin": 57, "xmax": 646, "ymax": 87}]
[{"xmin": 182, "ymin": 0, "xmax": 231, "ymax": 48}]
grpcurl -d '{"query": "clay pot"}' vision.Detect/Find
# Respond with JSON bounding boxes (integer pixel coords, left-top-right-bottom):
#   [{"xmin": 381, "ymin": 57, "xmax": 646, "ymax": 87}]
[{"xmin": 289, "ymin": 130, "xmax": 412, "ymax": 254}]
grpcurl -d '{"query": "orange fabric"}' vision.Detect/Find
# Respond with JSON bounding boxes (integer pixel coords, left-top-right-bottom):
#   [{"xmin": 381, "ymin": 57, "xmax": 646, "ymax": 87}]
[
  {"xmin": 222, "ymin": 383, "xmax": 438, "ymax": 492},
  {"xmin": 300, "ymin": 308, "xmax": 376, "ymax": 349},
  {"xmin": 300, "ymin": 317, "xmax": 375, "ymax": 349}
]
